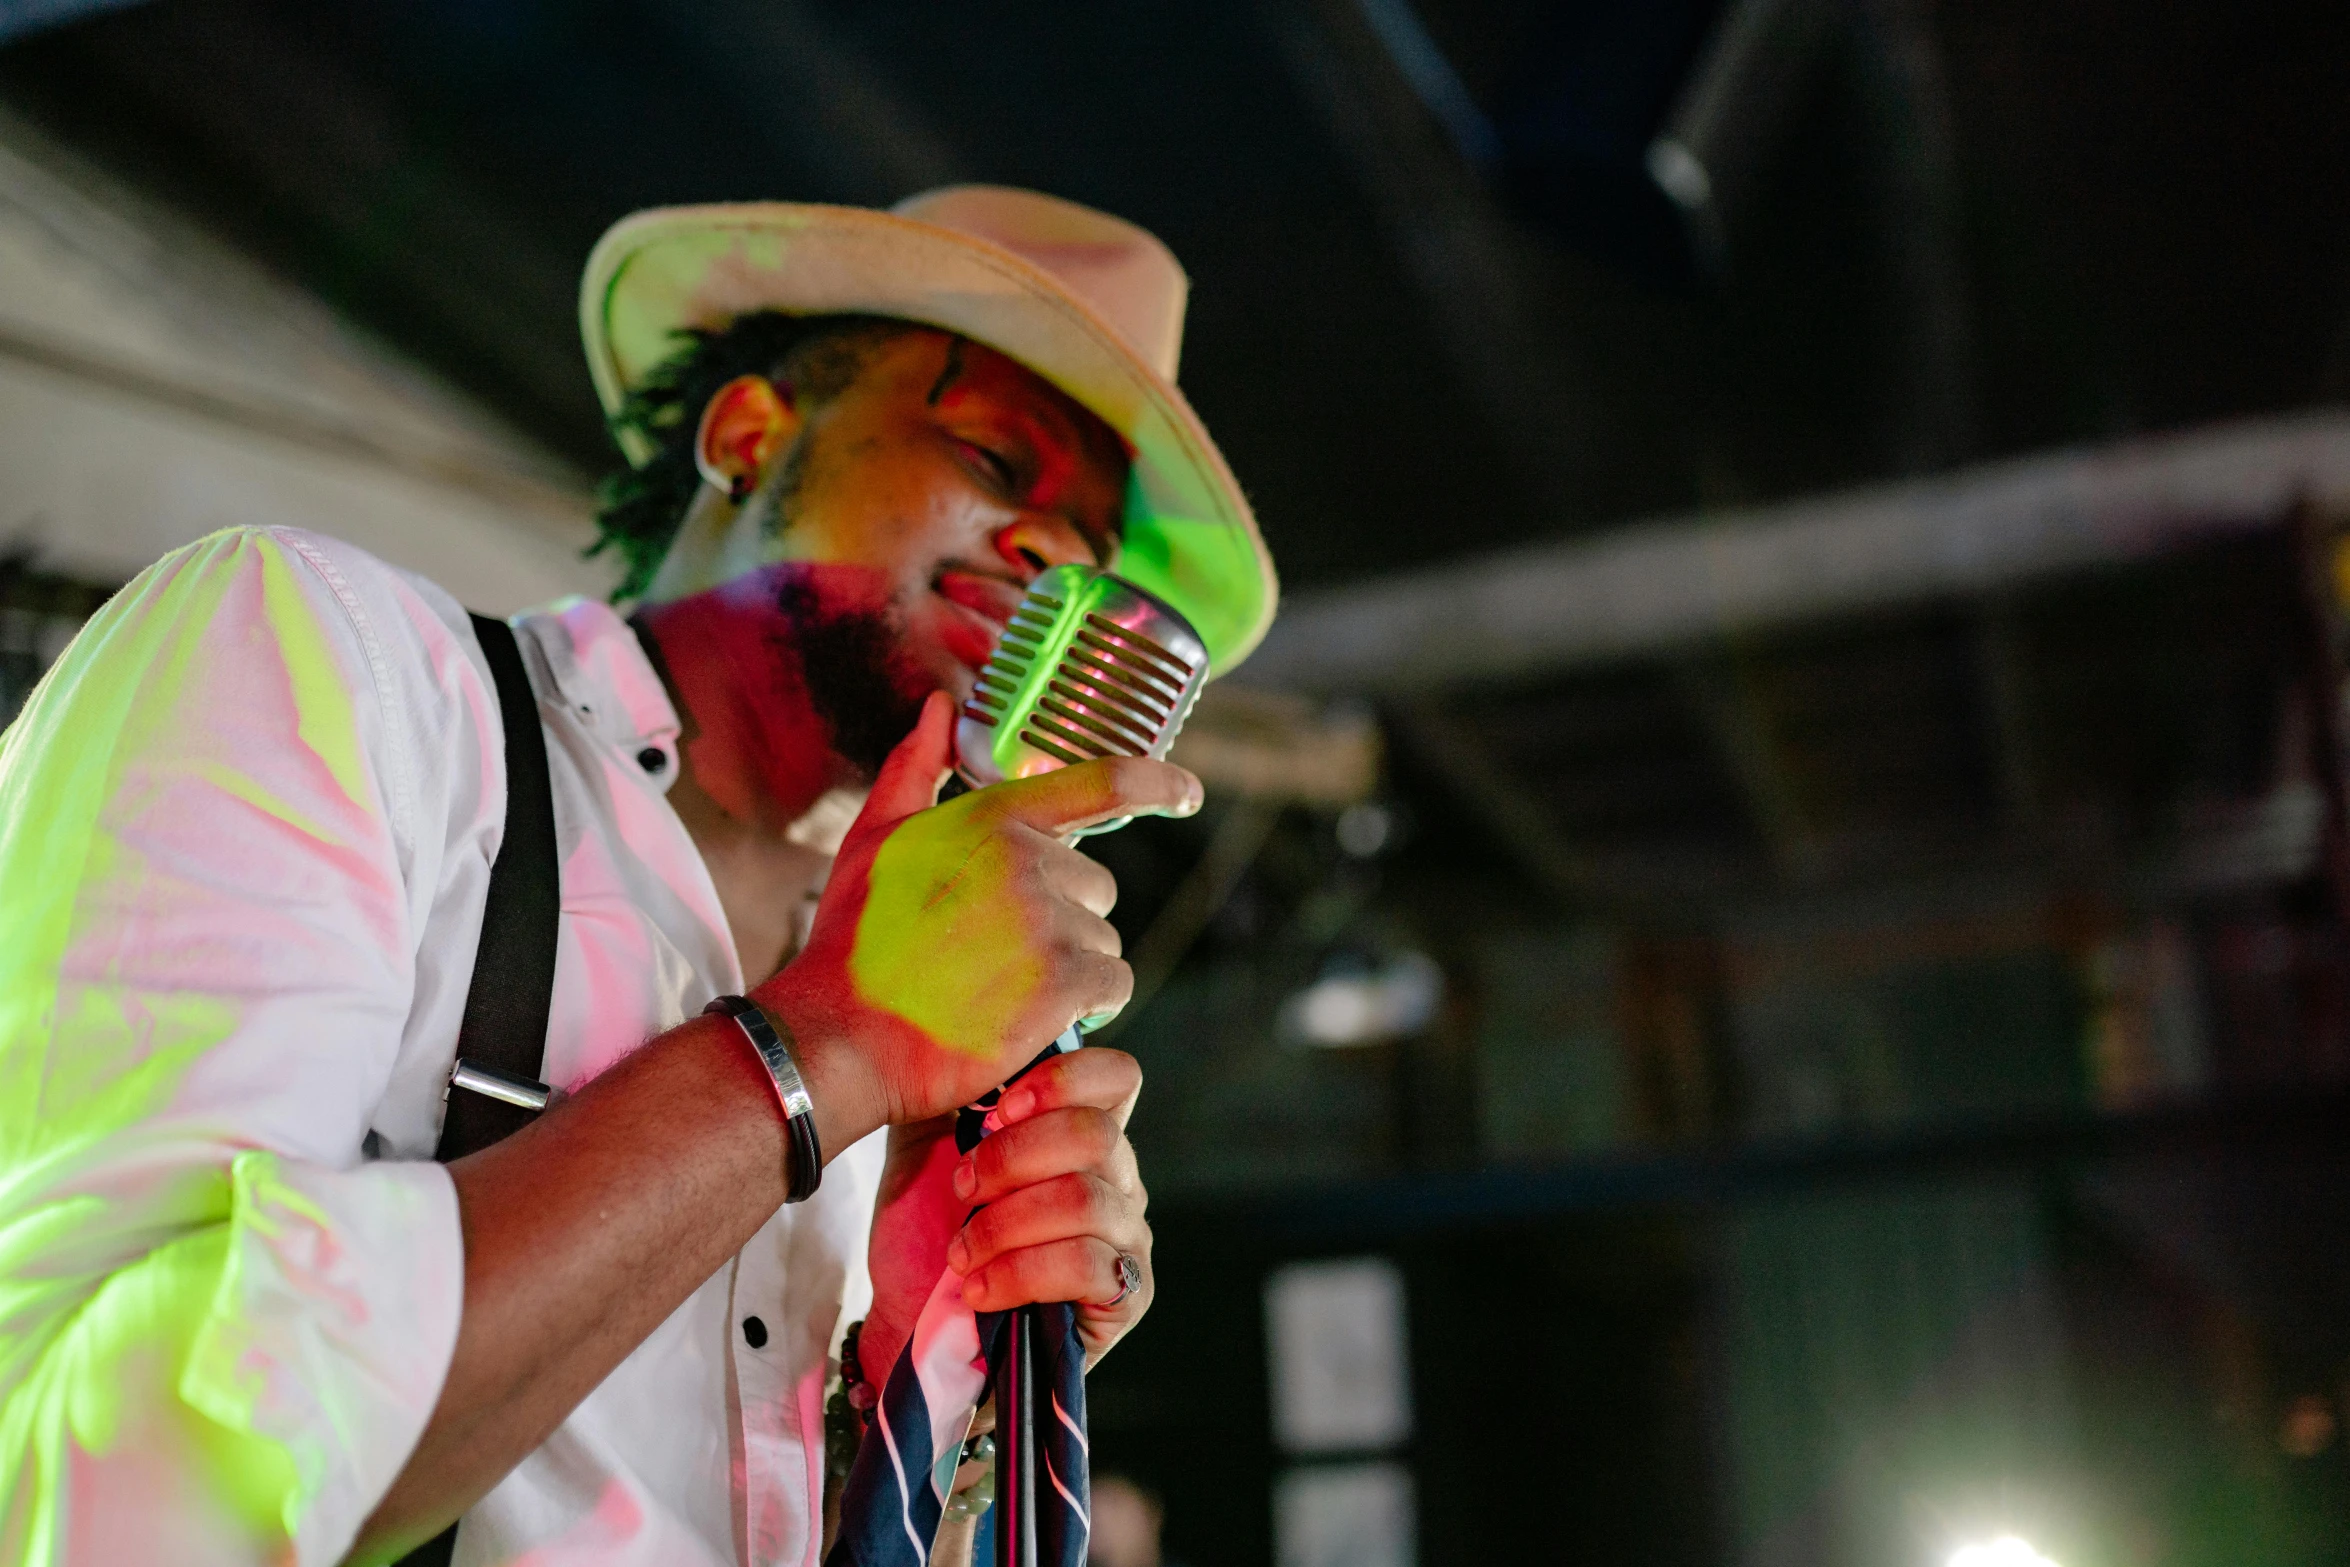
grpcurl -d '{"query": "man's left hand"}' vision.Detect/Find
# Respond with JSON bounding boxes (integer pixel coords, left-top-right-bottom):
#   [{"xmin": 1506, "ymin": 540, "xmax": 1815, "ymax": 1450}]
[{"xmin": 862, "ymin": 1046, "xmax": 1153, "ymax": 1385}]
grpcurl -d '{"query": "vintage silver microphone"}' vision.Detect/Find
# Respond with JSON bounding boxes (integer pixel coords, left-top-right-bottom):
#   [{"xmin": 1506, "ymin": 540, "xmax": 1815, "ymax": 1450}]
[
  {"xmin": 953, "ymin": 562, "xmax": 1210, "ymax": 801},
  {"xmin": 950, "ymin": 563, "xmax": 1208, "ymax": 1567}
]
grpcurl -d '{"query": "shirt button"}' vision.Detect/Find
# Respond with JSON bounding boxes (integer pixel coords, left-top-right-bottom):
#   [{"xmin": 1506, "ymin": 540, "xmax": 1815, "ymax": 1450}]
[
  {"xmin": 742, "ymin": 1316, "xmax": 768, "ymax": 1349},
  {"xmin": 637, "ymin": 747, "xmax": 667, "ymax": 774}
]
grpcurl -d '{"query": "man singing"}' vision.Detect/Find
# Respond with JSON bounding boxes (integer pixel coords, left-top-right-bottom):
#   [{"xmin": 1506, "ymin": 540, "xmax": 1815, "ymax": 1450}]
[{"xmin": 0, "ymin": 186, "xmax": 1276, "ymax": 1565}]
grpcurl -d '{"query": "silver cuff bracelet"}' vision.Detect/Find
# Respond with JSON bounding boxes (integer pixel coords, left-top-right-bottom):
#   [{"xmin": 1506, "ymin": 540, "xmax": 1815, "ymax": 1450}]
[{"xmin": 704, "ymin": 994, "xmax": 822, "ymax": 1201}]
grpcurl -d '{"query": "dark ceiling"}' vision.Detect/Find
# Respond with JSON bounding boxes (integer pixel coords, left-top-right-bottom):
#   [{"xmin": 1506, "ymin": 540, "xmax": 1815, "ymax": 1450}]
[{"xmin": 4, "ymin": 0, "xmax": 2348, "ymax": 596}]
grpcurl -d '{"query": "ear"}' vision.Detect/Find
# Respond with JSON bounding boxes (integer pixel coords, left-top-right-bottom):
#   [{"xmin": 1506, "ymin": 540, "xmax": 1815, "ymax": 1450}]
[{"xmin": 694, "ymin": 374, "xmax": 797, "ymax": 501}]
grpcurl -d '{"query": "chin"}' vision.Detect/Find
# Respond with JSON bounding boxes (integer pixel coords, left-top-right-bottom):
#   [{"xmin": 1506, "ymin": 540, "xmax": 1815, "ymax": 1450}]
[
  {"xmin": 920, "ymin": 657, "xmax": 977, "ymax": 707},
  {"xmin": 902, "ymin": 614, "xmax": 988, "ymax": 701}
]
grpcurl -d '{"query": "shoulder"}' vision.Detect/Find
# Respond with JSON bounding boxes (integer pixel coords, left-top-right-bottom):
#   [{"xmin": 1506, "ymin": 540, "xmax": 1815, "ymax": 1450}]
[
  {"xmin": 74, "ymin": 527, "xmax": 500, "ymax": 848},
  {"xmin": 123, "ymin": 526, "xmax": 487, "ymax": 703},
  {"xmin": 253, "ymin": 526, "xmax": 478, "ymax": 664},
  {"xmin": 109, "ymin": 525, "xmax": 477, "ymax": 659}
]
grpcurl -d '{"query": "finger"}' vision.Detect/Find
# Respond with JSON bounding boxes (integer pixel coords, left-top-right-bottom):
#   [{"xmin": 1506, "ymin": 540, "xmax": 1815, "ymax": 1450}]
[
  {"xmin": 978, "ymin": 755, "xmax": 1202, "ymax": 838},
  {"xmin": 1050, "ymin": 899, "xmax": 1122, "ymax": 962},
  {"xmin": 1048, "ymin": 948, "xmax": 1132, "ymax": 1037},
  {"xmin": 963, "ymin": 1236, "xmax": 1145, "ymax": 1315},
  {"xmin": 954, "ymin": 1105, "xmax": 1135, "ymax": 1205},
  {"xmin": 977, "ymin": 822, "xmax": 1119, "ymax": 945},
  {"xmin": 845, "ymin": 689, "xmax": 953, "ymax": 841},
  {"xmin": 1073, "ymin": 1238, "xmax": 1153, "ymax": 1366},
  {"xmin": 950, "ymin": 1172, "xmax": 1143, "ymax": 1278},
  {"xmin": 1036, "ymin": 839, "xmax": 1119, "ymax": 920},
  {"xmin": 993, "ymin": 1047, "xmax": 1143, "ymax": 1129},
  {"xmin": 1075, "ymin": 1239, "xmax": 1151, "ymax": 1317}
]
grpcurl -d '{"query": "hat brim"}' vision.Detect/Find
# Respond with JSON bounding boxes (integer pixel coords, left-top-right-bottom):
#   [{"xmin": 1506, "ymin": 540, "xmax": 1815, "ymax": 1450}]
[{"xmin": 581, "ymin": 202, "xmax": 1277, "ymax": 676}]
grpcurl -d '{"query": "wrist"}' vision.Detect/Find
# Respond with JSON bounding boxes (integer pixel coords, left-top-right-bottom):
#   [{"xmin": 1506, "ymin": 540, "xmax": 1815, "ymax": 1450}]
[
  {"xmin": 750, "ymin": 970, "xmax": 887, "ymax": 1157},
  {"xmin": 705, "ymin": 995, "xmax": 822, "ymax": 1202}
]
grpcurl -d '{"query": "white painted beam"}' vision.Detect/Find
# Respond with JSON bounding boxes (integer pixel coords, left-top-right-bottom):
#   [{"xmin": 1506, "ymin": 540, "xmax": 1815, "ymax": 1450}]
[
  {"xmin": 1240, "ymin": 411, "xmax": 2350, "ymax": 692},
  {"xmin": 0, "ymin": 107, "xmax": 611, "ymax": 611}
]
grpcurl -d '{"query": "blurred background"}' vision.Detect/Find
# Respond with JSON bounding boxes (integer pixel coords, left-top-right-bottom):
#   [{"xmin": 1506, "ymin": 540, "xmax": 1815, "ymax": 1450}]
[{"xmin": 3, "ymin": 1, "xmax": 2348, "ymax": 1564}]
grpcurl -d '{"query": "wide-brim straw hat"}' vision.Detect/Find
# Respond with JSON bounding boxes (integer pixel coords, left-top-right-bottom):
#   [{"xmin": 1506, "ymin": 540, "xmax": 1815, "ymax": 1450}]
[{"xmin": 580, "ymin": 186, "xmax": 1277, "ymax": 675}]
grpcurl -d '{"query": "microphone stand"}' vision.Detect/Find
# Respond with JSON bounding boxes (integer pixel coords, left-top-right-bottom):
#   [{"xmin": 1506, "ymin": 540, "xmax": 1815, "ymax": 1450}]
[
  {"xmin": 992, "ymin": 1296, "xmax": 1038, "ymax": 1567},
  {"xmin": 983, "ymin": 1023, "xmax": 1082, "ymax": 1567},
  {"xmin": 934, "ymin": 731, "xmax": 1131, "ymax": 1566}
]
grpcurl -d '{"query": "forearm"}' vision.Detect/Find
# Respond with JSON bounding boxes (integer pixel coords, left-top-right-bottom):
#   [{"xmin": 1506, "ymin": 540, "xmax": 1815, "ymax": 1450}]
[{"xmin": 353, "ymin": 1013, "xmax": 877, "ymax": 1560}]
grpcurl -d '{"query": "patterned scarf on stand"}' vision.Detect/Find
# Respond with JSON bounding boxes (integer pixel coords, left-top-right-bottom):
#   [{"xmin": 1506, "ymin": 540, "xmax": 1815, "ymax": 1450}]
[{"xmin": 825, "ymin": 1038, "xmax": 1090, "ymax": 1567}]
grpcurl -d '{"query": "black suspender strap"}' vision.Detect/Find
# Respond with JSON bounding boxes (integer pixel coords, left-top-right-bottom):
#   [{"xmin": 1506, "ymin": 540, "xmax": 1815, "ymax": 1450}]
[
  {"xmin": 393, "ymin": 614, "xmax": 561, "ymax": 1567},
  {"xmin": 436, "ymin": 613, "xmax": 562, "ymax": 1163}
]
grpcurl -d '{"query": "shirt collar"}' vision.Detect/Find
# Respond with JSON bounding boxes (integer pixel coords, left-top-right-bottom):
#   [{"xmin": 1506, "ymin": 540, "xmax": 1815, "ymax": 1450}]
[{"xmin": 515, "ymin": 595, "xmax": 683, "ymax": 789}]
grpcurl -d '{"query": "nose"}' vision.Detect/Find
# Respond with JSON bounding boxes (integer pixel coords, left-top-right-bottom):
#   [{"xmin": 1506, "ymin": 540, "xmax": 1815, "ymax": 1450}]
[{"xmin": 992, "ymin": 512, "xmax": 1107, "ymax": 580}]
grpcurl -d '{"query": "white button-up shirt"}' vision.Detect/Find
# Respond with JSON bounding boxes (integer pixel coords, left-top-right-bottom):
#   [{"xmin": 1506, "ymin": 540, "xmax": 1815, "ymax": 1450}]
[{"xmin": 0, "ymin": 526, "xmax": 883, "ymax": 1567}]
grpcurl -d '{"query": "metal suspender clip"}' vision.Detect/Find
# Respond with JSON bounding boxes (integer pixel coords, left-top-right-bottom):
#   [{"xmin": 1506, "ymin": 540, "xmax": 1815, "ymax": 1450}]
[{"xmin": 446, "ymin": 1057, "xmax": 559, "ymax": 1114}]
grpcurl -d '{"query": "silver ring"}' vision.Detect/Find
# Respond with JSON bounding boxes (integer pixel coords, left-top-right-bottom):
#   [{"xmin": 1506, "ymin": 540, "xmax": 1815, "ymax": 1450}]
[{"xmin": 1102, "ymin": 1251, "xmax": 1143, "ymax": 1308}]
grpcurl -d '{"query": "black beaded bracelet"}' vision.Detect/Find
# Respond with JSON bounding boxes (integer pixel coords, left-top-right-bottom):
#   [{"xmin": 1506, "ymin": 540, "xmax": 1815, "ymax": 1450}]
[{"xmin": 704, "ymin": 994, "xmax": 822, "ymax": 1202}]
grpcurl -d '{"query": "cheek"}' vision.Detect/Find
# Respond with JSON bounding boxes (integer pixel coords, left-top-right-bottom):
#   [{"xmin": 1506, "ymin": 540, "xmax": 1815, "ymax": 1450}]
[
  {"xmin": 883, "ymin": 447, "xmax": 1015, "ymax": 559},
  {"xmin": 716, "ymin": 559, "xmax": 898, "ymax": 617},
  {"xmin": 813, "ymin": 446, "xmax": 988, "ymax": 570}
]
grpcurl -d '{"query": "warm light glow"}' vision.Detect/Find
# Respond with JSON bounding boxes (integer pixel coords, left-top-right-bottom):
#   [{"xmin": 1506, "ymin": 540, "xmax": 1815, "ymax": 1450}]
[{"xmin": 1949, "ymin": 1538, "xmax": 2061, "ymax": 1567}]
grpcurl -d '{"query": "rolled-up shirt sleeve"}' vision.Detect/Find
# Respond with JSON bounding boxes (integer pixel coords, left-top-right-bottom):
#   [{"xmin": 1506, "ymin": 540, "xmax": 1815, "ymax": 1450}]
[{"xmin": 0, "ymin": 527, "xmax": 498, "ymax": 1564}]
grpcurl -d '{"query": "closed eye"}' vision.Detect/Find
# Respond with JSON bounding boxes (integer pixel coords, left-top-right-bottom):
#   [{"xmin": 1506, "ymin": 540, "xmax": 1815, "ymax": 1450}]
[{"xmin": 953, "ymin": 438, "xmax": 1017, "ymax": 494}]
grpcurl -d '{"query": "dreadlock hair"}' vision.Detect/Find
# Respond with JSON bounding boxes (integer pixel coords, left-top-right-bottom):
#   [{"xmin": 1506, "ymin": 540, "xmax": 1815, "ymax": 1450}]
[{"xmin": 590, "ymin": 310, "xmax": 919, "ymax": 599}]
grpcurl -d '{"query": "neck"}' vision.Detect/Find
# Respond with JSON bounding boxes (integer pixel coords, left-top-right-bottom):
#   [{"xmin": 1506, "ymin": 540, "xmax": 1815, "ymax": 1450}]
[
  {"xmin": 636, "ymin": 592, "xmax": 849, "ymax": 984},
  {"xmin": 639, "ymin": 588, "xmax": 842, "ymax": 833}
]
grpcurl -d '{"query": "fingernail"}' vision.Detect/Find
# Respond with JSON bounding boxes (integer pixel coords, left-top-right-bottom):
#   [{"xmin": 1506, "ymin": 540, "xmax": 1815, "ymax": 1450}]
[
  {"xmin": 947, "ymin": 1232, "xmax": 971, "ymax": 1274},
  {"xmin": 952, "ymin": 1158, "xmax": 975, "ymax": 1200},
  {"xmin": 1179, "ymin": 782, "xmax": 1205, "ymax": 816},
  {"xmin": 1000, "ymin": 1088, "xmax": 1035, "ymax": 1123}
]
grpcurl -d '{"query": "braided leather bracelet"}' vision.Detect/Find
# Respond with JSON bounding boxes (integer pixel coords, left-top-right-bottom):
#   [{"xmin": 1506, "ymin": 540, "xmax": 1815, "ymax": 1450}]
[{"xmin": 704, "ymin": 994, "xmax": 822, "ymax": 1202}]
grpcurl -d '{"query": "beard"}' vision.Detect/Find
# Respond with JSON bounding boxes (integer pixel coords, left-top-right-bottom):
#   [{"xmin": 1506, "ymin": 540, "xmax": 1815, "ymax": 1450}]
[{"xmin": 768, "ymin": 570, "xmax": 927, "ymax": 781}]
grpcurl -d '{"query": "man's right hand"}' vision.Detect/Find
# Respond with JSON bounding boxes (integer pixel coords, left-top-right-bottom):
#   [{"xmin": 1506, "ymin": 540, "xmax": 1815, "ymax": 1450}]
[{"xmin": 755, "ymin": 690, "xmax": 1201, "ymax": 1140}]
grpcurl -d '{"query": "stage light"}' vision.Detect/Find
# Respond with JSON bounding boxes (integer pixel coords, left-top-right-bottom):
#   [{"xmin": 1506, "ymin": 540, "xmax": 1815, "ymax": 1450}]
[
  {"xmin": 1334, "ymin": 802, "xmax": 1393, "ymax": 859},
  {"xmin": 1279, "ymin": 950, "xmax": 1442, "ymax": 1047},
  {"xmin": 1948, "ymin": 1537, "xmax": 2061, "ymax": 1567}
]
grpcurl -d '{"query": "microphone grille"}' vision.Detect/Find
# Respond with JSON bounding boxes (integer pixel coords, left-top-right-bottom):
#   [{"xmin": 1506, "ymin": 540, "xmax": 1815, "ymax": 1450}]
[{"xmin": 956, "ymin": 565, "xmax": 1209, "ymax": 789}]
